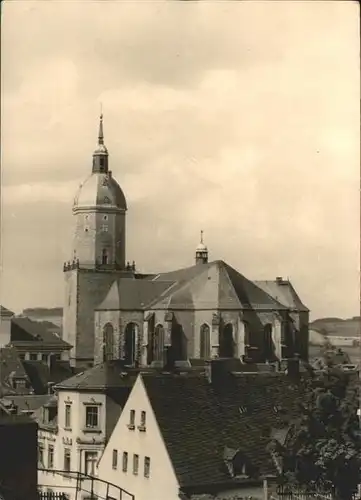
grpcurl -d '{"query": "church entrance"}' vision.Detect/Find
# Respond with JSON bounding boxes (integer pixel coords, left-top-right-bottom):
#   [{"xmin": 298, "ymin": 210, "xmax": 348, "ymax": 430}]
[
  {"xmin": 124, "ymin": 322, "xmax": 138, "ymax": 365},
  {"xmin": 219, "ymin": 323, "xmax": 234, "ymax": 358}
]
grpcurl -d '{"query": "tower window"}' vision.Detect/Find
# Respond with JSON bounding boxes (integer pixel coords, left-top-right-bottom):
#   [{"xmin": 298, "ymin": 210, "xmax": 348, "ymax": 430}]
[
  {"xmin": 103, "ymin": 215, "xmax": 108, "ymax": 221},
  {"xmin": 99, "ymin": 158, "xmax": 105, "ymax": 168},
  {"xmin": 84, "ymin": 215, "xmax": 89, "ymax": 220},
  {"xmin": 84, "ymin": 226, "xmax": 89, "ymax": 233},
  {"xmin": 102, "ymin": 249, "xmax": 108, "ymax": 265},
  {"xmin": 101, "ymin": 225, "xmax": 108, "ymax": 232}
]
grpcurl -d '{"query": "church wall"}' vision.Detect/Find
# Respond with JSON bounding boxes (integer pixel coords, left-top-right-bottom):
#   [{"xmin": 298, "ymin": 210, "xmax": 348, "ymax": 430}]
[
  {"xmin": 62, "ymin": 269, "xmax": 79, "ymax": 364},
  {"xmin": 172, "ymin": 310, "xmax": 194, "ymax": 358},
  {"xmin": 73, "ymin": 211, "xmax": 97, "ymax": 265},
  {"xmin": 75, "ymin": 270, "xmax": 117, "ymax": 367}
]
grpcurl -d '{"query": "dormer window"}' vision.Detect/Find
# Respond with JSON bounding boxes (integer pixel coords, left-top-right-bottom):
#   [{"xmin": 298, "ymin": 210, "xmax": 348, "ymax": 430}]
[
  {"xmin": 273, "ymin": 405, "xmax": 282, "ymax": 414},
  {"xmin": 223, "ymin": 447, "xmax": 249, "ymax": 478},
  {"xmin": 239, "ymin": 405, "xmax": 248, "ymax": 415}
]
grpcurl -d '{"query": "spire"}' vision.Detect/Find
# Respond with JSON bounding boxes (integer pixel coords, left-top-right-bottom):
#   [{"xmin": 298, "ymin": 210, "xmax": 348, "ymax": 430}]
[
  {"xmin": 98, "ymin": 111, "xmax": 104, "ymax": 146},
  {"xmin": 92, "ymin": 108, "xmax": 109, "ymax": 173},
  {"xmin": 200, "ymin": 229, "xmax": 204, "ymax": 245}
]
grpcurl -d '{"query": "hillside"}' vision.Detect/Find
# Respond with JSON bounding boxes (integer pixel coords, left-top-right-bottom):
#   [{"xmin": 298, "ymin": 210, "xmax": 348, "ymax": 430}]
[{"xmin": 310, "ymin": 316, "xmax": 360, "ymax": 337}]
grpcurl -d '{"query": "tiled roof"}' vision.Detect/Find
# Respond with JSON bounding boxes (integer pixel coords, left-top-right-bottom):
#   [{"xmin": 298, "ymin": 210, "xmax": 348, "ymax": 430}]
[
  {"xmin": 0, "ymin": 306, "xmax": 14, "ymax": 318},
  {"xmin": 10, "ymin": 317, "xmax": 70, "ymax": 348},
  {"xmin": 0, "ymin": 394, "xmax": 52, "ymax": 413},
  {"xmin": 148, "ymin": 260, "xmax": 286, "ymax": 311},
  {"xmin": 253, "ymin": 280, "xmax": 309, "ymax": 312},
  {"xmin": 0, "ymin": 347, "xmax": 30, "ymax": 396},
  {"xmin": 96, "ymin": 278, "xmax": 174, "ymax": 311},
  {"xmin": 55, "ymin": 360, "xmax": 141, "ymax": 391},
  {"xmin": 22, "ymin": 360, "xmax": 75, "ymax": 394},
  {"xmin": 141, "ymin": 369, "xmax": 307, "ymax": 491}
]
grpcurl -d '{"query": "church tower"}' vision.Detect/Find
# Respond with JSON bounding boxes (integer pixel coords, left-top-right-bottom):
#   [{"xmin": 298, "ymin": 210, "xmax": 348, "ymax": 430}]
[
  {"xmin": 72, "ymin": 113, "xmax": 127, "ymax": 269},
  {"xmin": 195, "ymin": 230, "xmax": 208, "ymax": 265},
  {"xmin": 63, "ymin": 114, "xmax": 129, "ymax": 368}
]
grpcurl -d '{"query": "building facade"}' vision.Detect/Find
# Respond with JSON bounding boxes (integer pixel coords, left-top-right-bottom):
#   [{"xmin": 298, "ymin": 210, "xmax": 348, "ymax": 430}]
[{"xmin": 62, "ymin": 115, "xmax": 309, "ymax": 370}]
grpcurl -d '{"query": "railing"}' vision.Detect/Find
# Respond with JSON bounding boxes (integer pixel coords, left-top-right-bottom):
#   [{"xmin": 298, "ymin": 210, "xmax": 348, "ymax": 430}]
[
  {"xmin": 38, "ymin": 493, "xmax": 69, "ymax": 500},
  {"xmin": 38, "ymin": 469, "xmax": 135, "ymax": 500}
]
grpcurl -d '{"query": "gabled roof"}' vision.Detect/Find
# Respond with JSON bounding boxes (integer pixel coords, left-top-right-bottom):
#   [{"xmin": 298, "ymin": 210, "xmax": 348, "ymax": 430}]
[
  {"xmin": 148, "ymin": 260, "xmax": 286, "ymax": 311},
  {"xmin": 253, "ymin": 279, "xmax": 309, "ymax": 312},
  {"xmin": 0, "ymin": 306, "xmax": 14, "ymax": 318},
  {"xmin": 55, "ymin": 360, "xmax": 141, "ymax": 391},
  {"xmin": 0, "ymin": 347, "xmax": 30, "ymax": 396},
  {"xmin": 96, "ymin": 278, "xmax": 174, "ymax": 311},
  {"xmin": 22, "ymin": 360, "xmax": 75, "ymax": 394},
  {"xmin": 0, "ymin": 394, "xmax": 52, "ymax": 414},
  {"xmin": 141, "ymin": 370, "xmax": 306, "ymax": 490},
  {"xmin": 10, "ymin": 317, "xmax": 70, "ymax": 348}
]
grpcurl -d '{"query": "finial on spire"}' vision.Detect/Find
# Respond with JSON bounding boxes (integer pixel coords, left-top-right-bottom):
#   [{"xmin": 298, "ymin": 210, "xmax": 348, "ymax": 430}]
[
  {"xmin": 200, "ymin": 229, "xmax": 204, "ymax": 244},
  {"xmin": 98, "ymin": 107, "xmax": 104, "ymax": 145}
]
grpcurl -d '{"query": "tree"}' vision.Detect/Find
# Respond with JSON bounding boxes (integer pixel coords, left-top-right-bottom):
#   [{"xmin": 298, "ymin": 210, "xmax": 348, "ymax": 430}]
[{"xmin": 271, "ymin": 367, "xmax": 361, "ymax": 500}]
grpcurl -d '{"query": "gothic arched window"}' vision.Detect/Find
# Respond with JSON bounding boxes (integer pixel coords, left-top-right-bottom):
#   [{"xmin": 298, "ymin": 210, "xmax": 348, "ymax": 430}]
[
  {"xmin": 103, "ymin": 323, "xmax": 114, "ymax": 362},
  {"xmin": 219, "ymin": 323, "xmax": 234, "ymax": 358},
  {"xmin": 102, "ymin": 249, "xmax": 108, "ymax": 265},
  {"xmin": 124, "ymin": 322, "xmax": 139, "ymax": 366},
  {"xmin": 200, "ymin": 324, "xmax": 211, "ymax": 359},
  {"xmin": 153, "ymin": 324, "xmax": 165, "ymax": 363}
]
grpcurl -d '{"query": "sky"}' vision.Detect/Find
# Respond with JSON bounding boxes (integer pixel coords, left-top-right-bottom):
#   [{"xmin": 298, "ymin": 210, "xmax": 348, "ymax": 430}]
[{"xmin": 1, "ymin": 1, "xmax": 359, "ymax": 320}]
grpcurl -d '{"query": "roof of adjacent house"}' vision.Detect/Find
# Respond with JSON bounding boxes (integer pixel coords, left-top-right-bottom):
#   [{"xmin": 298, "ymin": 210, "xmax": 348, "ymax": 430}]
[
  {"xmin": 0, "ymin": 346, "xmax": 31, "ymax": 396},
  {"xmin": 140, "ymin": 369, "xmax": 307, "ymax": 492},
  {"xmin": 253, "ymin": 279, "xmax": 308, "ymax": 312},
  {"xmin": 10, "ymin": 317, "xmax": 71, "ymax": 348},
  {"xmin": 22, "ymin": 360, "xmax": 76, "ymax": 394},
  {"xmin": 55, "ymin": 360, "xmax": 143, "ymax": 391},
  {"xmin": 0, "ymin": 306, "xmax": 14, "ymax": 318},
  {"xmin": 0, "ymin": 394, "xmax": 52, "ymax": 414}
]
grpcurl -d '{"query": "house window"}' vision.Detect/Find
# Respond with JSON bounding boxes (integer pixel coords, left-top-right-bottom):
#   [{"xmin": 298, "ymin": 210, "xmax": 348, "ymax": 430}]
[
  {"xmin": 38, "ymin": 444, "xmax": 45, "ymax": 468},
  {"xmin": 122, "ymin": 452, "xmax": 128, "ymax": 472},
  {"xmin": 112, "ymin": 449, "xmax": 118, "ymax": 469},
  {"xmin": 85, "ymin": 406, "xmax": 99, "ymax": 429},
  {"xmin": 133, "ymin": 454, "xmax": 139, "ymax": 475},
  {"xmin": 19, "ymin": 353, "xmax": 25, "ymax": 361},
  {"xmin": 64, "ymin": 448, "xmax": 71, "ymax": 471},
  {"xmin": 84, "ymin": 451, "xmax": 98, "ymax": 476},
  {"xmin": 15, "ymin": 379, "xmax": 26, "ymax": 390},
  {"xmin": 128, "ymin": 409, "xmax": 135, "ymax": 429},
  {"xmin": 65, "ymin": 404, "xmax": 72, "ymax": 428},
  {"xmin": 29, "ymin": 353, "xmax": 38, "ymax": 361},
  {"xmin": 42, "ymin": 354, "xmax": 48, "ymax": 363},
  {"xmin": 55, "ymin": 353, "xmax": 61, "ymax": 361},
  {"xmin": 144, "ymin": 457, "xmax": 151, "ymax": 478},
  {"xmin": 140, "ymin": 411, "xmax": 146, "ymax": 429},
  {"xmin": 101, "ymin": 225, "xmax": 108, "ymax": 232},
  {"xmin": 48, "ymin": 445, "xmax": 54, "ymax": 469}
]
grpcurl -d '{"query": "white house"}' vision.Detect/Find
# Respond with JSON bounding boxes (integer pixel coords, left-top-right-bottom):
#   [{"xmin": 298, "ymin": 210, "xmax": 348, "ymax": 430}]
[
  {"xmin": 97, "ymin": 359, "xmax": 307, "ymax": 500},
  {"xmin": 34, "ymin": 361, "xmax": 140, "ymax": 500}
]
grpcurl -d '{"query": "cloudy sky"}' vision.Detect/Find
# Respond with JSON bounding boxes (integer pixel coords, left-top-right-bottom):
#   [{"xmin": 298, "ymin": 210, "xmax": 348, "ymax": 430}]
[{"xmin": 1, "ymin": 1, "xmax": 359, "ymax": 319}]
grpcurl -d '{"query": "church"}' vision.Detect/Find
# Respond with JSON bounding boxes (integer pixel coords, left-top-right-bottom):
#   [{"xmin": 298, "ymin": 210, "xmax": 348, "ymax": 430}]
[{"xmin": 62, "ymin": 115, "xmax": 309, "ymax": 369}]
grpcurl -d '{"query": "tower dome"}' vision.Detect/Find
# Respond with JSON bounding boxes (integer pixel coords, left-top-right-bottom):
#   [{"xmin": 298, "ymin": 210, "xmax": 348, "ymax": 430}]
[{"xmin": 73, "ymin": 114, "xmax": 127, "ymax": 213}]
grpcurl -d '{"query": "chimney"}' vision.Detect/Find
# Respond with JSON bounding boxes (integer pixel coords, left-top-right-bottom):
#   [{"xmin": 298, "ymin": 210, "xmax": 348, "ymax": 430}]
[
  {"xmin": 286, "ymin": 355, "xmax": 300, "ymax": 379},
  {"xmin": 276, "ymin": 276, "xmax": 283, "ymax": 284},
  {"xmin": 206, "ymin": 358, "xmax": 242, "ymax": 385},
  {"xmin": 47, "ymin": 382, "xmax": 55, "ymax": 394}
]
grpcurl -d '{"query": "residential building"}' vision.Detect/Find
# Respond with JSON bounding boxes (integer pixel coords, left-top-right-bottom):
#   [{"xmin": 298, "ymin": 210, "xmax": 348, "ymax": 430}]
[
  {"xmin": 97, "ymin": 358, "xmax": 308, "ymax": 500},
  {"xmin": 34, "ymin": 360, "xmax": 140, "ymax": 499},
  {"xmin": 62, "ymin": 115, "xmax": 309, "ymax": 369}
]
